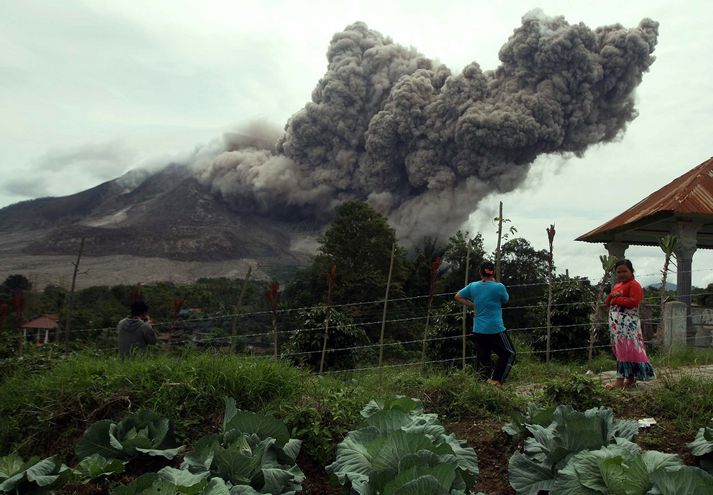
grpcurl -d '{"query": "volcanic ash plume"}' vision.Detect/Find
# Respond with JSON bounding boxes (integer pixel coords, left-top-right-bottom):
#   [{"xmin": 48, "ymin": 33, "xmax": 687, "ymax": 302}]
[{"xmin": 197, "ymin": 11, "xmax": 659, "ymax": 240}]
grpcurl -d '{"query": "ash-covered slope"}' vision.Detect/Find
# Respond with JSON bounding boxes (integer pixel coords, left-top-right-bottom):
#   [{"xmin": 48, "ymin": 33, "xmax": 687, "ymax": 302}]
[{"xmin": 0, "ymin": 165, "xmax": 315, "ymax": 263}]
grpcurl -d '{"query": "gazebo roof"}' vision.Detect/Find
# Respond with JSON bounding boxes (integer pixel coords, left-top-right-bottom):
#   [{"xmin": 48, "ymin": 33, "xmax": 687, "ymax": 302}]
[
  {"xmin": 577, "ymin": 156, "xmax": 713, "ymax": 247},
  {"xmin": 21, "ymin": 316, "xmax": 59, "ymax": 330}
]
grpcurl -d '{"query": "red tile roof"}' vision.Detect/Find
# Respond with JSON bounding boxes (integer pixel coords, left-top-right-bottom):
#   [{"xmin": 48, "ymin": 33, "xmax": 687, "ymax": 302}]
[
  {"xmin": 21, "ymin": 316, "xmax": 59, "ymax": 329},
  {"xmin": 577, "ymin": 156, "xmax": 713, "ymax": 242}
]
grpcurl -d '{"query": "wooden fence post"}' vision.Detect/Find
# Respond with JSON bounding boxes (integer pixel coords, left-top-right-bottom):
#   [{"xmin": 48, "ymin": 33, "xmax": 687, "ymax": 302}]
[
  {"xmin": 230, "ymin": 266, "xmax": 252, "ymax": 353},
  {"xmin": 378, "ymin": 243, "xmax": 396, "ymax": 375}
]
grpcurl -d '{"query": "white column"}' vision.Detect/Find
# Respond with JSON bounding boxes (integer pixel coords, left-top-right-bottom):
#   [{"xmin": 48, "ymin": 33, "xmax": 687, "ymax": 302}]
[{"xmin": 673, "ymin": 222, "xmax": 700, "ymax": 308}]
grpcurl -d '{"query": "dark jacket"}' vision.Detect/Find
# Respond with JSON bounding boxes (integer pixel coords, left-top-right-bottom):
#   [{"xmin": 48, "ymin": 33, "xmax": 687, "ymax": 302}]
[{"xmin": 117, "ymin": 317, "xmax": 157, "ymax": 359}]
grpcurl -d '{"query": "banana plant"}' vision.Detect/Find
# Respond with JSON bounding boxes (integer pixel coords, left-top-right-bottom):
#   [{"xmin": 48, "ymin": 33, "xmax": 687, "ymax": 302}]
[{"xmin": 659, "ymin": 234, "xmax": 677, "ymax": 332}]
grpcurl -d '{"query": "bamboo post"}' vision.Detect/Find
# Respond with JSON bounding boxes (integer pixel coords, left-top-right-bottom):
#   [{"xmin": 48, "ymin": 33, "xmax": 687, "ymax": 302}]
[
  {"xmin": 546, "ymin": 224, "xmax": 556, "ymax": 363},
  {"xmin": 230, "ymin": 266, "xmax": 252, "ymax": 353},
  {"xmin": 495, "ymin": 201, "xmax": 503, "ymax": 281},
  {"xmin": 588, "ymin": 255, "xmax": 616, "ymax": 367},
  {"xmin": 265, "ymin": 281, "xmax": 280, "ymax": 359},
  {"xmin": 462, "ymin": 245, "xmax": 471, "ymax": 368},
  {"xmin": 64, "ymin": 237, "xmax": 85, "ymax": 353},
  {"xmin": 421, "ymin": 257, "xmax": 441, "ymax": 364},
  {"xmin": 319, "ymin": 264, "xmax": 337, "ymax": 373},
  {"xmin": 378, "ymin": 243, "xmax": 396, "ymax": 374}
]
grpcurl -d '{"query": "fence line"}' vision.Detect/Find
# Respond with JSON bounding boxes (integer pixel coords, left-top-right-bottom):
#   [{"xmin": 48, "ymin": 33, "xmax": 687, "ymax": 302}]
[{"xmin": 31, "ymin": 289, "xmax": 713, "ymax": 338}]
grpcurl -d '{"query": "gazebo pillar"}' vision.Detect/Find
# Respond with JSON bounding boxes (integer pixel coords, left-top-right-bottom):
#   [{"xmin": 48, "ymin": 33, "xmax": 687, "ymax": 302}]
[
  {"xmin": 604, "ymin": 241, "xmax": 629, "ymax": 260},
  {"xmin": 604, "ymin": 242, "xmax": 628, "ymax": 283},
  {"xmin": 673, "ymin": 222, "xmax": 700, "ymax": 308}
]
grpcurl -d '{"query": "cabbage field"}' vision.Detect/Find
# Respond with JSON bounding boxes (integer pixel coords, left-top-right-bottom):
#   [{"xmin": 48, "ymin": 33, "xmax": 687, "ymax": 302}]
[{"xmin": 1, "ymin": 350, "xmax": 713, "ymax": 494}]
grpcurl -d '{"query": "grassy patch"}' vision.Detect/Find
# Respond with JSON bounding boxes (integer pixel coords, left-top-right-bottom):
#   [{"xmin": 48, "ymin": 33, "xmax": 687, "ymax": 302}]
[{"xmin": 0, "ymin": 350, "xmax": 306, "ymax": 458}]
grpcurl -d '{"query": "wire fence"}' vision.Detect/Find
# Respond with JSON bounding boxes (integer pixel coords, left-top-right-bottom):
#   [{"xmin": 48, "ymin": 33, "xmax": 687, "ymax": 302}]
[{"xmin": 5, "ymin": 267, "xmax": 713, "ymax": 374}]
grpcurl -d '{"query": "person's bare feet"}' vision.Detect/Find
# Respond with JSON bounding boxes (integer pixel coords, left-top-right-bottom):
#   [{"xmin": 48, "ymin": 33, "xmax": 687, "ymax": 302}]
[
  {"xmin": 605, "ymin": 378, "xmax": 625, "ymax": 390},
  {"xmin": 487, "ymin": 379, "xmax": 503, "ymax": 388},
  {"xmin": 623, "ymin": 378, "xmax": 637, "ymax": 389}
]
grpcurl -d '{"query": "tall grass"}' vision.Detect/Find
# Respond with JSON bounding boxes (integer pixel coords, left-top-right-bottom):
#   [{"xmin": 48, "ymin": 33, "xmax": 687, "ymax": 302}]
[{"xmin": 0, "ymin": 350, "xmax": 306, "ymax": 456}]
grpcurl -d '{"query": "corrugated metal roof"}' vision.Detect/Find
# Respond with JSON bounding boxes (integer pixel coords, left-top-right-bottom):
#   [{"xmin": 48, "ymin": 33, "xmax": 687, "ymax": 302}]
[{"xmin": 577, "ymin": 156, "xmax": 713, "ymax": 242}]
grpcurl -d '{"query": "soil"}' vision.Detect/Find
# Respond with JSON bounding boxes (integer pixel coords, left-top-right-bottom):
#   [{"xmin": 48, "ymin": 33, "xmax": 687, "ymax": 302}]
[
  {"xmin": 298, "ymin": 454, "xmax": 340, "ymax": 495},
  {"xmin": 447, "ymin": 416, "xmax": 516, "ymax": 495}
]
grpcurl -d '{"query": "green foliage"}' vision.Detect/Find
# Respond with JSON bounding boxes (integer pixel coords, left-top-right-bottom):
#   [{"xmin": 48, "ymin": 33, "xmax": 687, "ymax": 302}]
[
  {"xmin": 1, "ymin": 274, "xmax": 32, "ymax": 293},
  {"xmin": 643, "ymin": 376, "xmax": 713, "ymax": 433},
  {"xmin": 0, "ymin": 352, "xmax": 306, "ymax": 455},
  {"xmin": 318, "ymin": 201, "xmax": 408, "ymax": 305},
  {"xmin": 424, "ymin": 301, "xmax": 475, "ymax": 366},
  {"xmin": 650, "ymin": 465, "xmax": 713, "ymax": 495},
  {"xmin": 282, "ymin": 306, "xmax": 373, "ymax": 371},
  {"xmin": 528, "ymin": 276, "xmax": 605, "ymax": 359},
  {"xmin": 442, "ymin": 231, "xmax": 485, "ymax": 293},
  {"xmin": 180, "ymin": 397, "xmax": 304, "ymax": 494},
  {"xmin": 71, "ymin": 454, "xmax": 125, "ymax": 483},
  {"xmin": 0, "ymin": 454, "xmax": 71, "ymax": 494},
  {"xmin": 498, "ymin": 238, "xmax": 550, "ymax": 331},
  {"xmin": 543, "ymin": 375, "xmax": 614, "ymax": 410},
  {"xmin": 327, "ymin": 396, "xmax": 479, "ymax": 494},
  {"xmin": 112, "ymin": 471, "xmax": 227, "ymax": 495},
  {"xmin": 502, "ymin": 404, "xmax": 555, "ymax": 443},
  {"xmin": 75, "ymin": 409, "xmax": 181, "ymax": 462},
  {"xmin": 507, "ymin": 405, "xmax": 640, "ymax": 494},
  {"xmin": 688, "ymin": 427, "xmax": 713, "ymax": 473},
  {"xmin": 274, "ymin": 378, "xmax": 373, "ymax": 467},
  {"xmin": 551, "ymin": 440, "xmax": 683, "ymax": 495}
]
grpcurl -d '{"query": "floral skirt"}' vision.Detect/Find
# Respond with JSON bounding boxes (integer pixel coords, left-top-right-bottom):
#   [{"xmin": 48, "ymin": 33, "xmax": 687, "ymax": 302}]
[{"xmin": 609, "ymin": 306, "xmax": 656, "ymax": 381}]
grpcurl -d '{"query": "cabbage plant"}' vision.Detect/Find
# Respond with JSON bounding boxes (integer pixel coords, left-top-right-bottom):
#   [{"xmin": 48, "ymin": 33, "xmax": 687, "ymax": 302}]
[
  {"xmin": 0, "ymin": 454, "xmax": 71, "ymax": 494},
  {"xmin": 75, "ymin": 409, "xmax": 181, "ymax": 462},
  {"xmin": 327, "ymin": 396, "xmax": 481, "ymax": 494},
  {"xmin": 507, "ymin": 405, "xmax": 639, "ymax": 494},
  {"xmin": 552, "ymin": 438, "xmax": 683, "ymax": 494},
  {"xmin": 179, "ymin": 398, "xmax": 305, "ymax": 495},
  {"xmin": 687, "ymin": 426, "xmax": 713, "ymax": 473}
]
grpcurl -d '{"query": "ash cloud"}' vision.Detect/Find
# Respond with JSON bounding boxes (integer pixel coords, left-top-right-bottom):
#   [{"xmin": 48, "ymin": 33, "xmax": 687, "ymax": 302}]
[{"xmin": 197, "ymin": 12, "xmax": 659, "ymax": 241}]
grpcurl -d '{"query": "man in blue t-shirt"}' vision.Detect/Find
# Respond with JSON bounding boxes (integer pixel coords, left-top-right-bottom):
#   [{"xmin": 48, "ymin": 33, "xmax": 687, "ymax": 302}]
[{"xmin": 455, "ymin": 261, "xmax": 516, "ymax": 386}]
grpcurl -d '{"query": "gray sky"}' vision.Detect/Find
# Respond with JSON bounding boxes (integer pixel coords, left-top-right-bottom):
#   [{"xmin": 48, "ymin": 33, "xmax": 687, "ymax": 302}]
[{"xmin": 2, "ymin": 0, "xmax": 713, "ymax": 286}]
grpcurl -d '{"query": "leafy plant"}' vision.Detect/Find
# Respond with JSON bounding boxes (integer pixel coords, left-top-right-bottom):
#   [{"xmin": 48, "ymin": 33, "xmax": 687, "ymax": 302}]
[
  {"xmin": 282, "ymin": 306, "xmax": 372, "ymax": 371},
  {"xmin": 71, "ymin": 454, "xmax": 124, "ymax": 483},
  {"xmin": 112, "ymin": 471, "xmax": 226, "ymax": 495},
  {"xmin": 649, "ymin": 465, "xmax": 713, "ymax": 495},
  {"xmin": 0, "ymin": 454, "xmax": 71, "ymax": 494},
  {"xmin": 180, "ymin": 397, "xmax": 305, "ymax": 494},
  {"xmin": 528, "ymin": 276, "xmax": 604, "ymax": 360},
  {"xmin": 502, "ymin": 404, "xmax": 555, "ymax": 443},
  {"xmin": 688, "ymin": 427, "xmax": 713, "ymax": 473},
  {"xmin": 552, "ymin": 438, "xmax": 682, "ymax": 494},
  {"xmin": 75, "ymin": 409, "xmax": 181, "ymax": 462},
  {"xmin": 507, "ymin": 405, "xmax": 639, "ymax": 494},
  {"xmin": 327, "ymin": 396, "xmax": 480, "ymax": 494},
  {"xmin": 424, "ymin": 301, "xmax": 475, "ymax": 366},
  {"xmin": 543, "ymin": 375, "xmax": 612, "ymax": 410}
]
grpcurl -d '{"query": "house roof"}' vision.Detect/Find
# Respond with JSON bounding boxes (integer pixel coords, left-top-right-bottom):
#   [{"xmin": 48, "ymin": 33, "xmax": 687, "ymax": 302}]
[
  {"xmin": 21, "ymin": 316, "xmax": 59, "ymax": 329},
  {"xmin": 577, "ymin": 156, "xmax": 713, "ymax": 246}
]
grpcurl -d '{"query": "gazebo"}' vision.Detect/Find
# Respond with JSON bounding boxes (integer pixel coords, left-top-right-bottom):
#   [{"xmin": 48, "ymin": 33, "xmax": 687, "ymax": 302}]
[
  {"xmin": 21, "ymin": 315, "xmax": 60, "ymax": 345},
  {"xmin": 576, "ymin": 156, "xmax": 713, "ymax": 308}
]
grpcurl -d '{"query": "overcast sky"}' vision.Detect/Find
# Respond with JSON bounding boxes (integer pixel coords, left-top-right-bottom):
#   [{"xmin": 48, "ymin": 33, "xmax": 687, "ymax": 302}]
[{"xmin": 1, "ymin": 0, "xmax": 713, "ymax": 286}]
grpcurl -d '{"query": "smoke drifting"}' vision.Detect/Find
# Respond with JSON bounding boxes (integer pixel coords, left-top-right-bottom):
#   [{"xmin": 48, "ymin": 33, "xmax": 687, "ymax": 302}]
[{"xmin": 197, "ymin": 11, "xmax": 659, "ymax": 240}]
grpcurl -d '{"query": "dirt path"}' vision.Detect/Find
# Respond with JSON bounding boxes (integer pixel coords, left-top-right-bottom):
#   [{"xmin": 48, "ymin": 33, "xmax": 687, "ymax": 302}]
[{"xmin": 596, "ymin": 364, "xmax": 713, "ymax": 389}]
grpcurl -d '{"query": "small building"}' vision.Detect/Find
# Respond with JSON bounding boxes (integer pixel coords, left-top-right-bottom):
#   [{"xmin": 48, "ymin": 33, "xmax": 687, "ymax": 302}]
[
  {"xmin": 577, "ymin": 156, "xmax": 713, "ymax": 344},
  {"xmin": 21, "ymin": 315, "xmax": 60, "ymax": 345}
]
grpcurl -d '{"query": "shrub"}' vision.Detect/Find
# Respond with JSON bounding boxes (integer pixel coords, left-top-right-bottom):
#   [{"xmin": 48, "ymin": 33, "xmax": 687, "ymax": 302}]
[{"xmin": 282, "ymin": 306, "xmax": 373, "ymax": 371}]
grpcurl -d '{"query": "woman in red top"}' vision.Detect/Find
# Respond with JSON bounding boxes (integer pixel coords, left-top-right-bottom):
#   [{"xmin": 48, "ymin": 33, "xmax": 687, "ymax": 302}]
[{"xmin": 604, "ymin": 259, "xmax": 656, "ymax": 389}]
